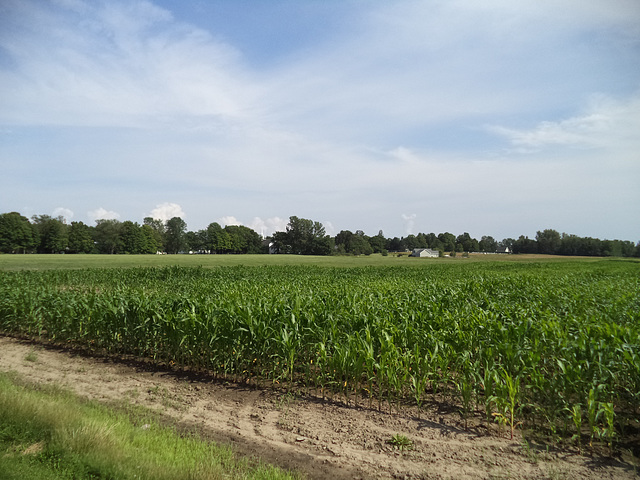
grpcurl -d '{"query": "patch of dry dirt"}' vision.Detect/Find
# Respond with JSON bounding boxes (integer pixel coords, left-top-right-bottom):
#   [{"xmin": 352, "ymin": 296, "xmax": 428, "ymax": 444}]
[{"xmin": 0, "ymin": 336, "xmax": 637, "ymax": 479}]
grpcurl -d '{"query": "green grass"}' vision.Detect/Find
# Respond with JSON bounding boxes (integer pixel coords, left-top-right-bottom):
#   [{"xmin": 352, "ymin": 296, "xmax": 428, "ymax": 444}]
[
  {"xmin": 0, "ymin": 372, "xmax": 301, "ymax": 480},
  {"xmin": 0, "ymin": 253, "xmax": 391, "ymax": 270},
  {"xmin": 0, "ymin": 252, "xmax": 619, "ymax": 271}
]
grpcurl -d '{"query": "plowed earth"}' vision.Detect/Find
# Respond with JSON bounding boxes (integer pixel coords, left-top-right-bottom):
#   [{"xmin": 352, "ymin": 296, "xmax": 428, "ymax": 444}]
[{"xmin": 0, "ymin": 336, "xmax": 637, "ymax": 479}]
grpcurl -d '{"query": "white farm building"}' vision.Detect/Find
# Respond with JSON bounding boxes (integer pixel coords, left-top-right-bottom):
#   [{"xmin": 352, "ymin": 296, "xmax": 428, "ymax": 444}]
[{"xmin": 410, "ymin": 248, "xmax": 440, "ymax": 258}]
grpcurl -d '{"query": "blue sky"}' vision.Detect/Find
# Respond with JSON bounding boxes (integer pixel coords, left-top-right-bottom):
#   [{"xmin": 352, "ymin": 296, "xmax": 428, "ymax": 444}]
[{"xmin": 1, "ymin": 0, "xmax": 639, "ymax": 241}]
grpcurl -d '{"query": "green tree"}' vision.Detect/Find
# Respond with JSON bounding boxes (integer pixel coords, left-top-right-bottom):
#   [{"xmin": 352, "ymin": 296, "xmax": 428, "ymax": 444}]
[
  {"xmin": 143, "ymin": 217, "xmax": 165, "ymax": 252},
  {"xmin": 513, "ymin": 235, "xmax": 538, "ymax": 254},
  {"xmin": 224, "ymin": 225, "xmax": 263, "ymax": 254},
  {"xmin": 351, "ymin": 230, "xmax": 373, "ymax": 255},
  {"xmin": 500, "ymin": 238, "xmax": 515, "ymax": 251},
  {"xmin": 369, "ymin": 230, "xmax": 386, "ymax": 253},
  {"xmin": 536, "ymin": 229, "xmax": 561, "ymax": 254},
  {"xmin": 424, "ymin": 232, "xmax": 442, "ymax": 250},
  {"xmin": 386, "ymin": 237, "xmax": 403, "ymax": 252},
  {"xmin": 223, "ymin": 226, "xmax": 247, "ymax": 253},
  {"xmin": 479, "ymin": 235, "xmax": 497, "ymax": 253},
  {"xmin": 277, "ymin": 216, "xmax": 332, "ymax": 255},
  {"xmin": 334, "ymin": 230, "xmax": 354, "ymax": 254},
  {"xmin": 32, "ymin": 215, "xmax": 68, "ymax": 253},
  {"xmin": 416, "ymin": 233, "xmax": 429, "ymax": 248},
  {"xmin": 68, "ymin": 221, "xmax": 94, "ymax": 253},
  {"xmin": 185, "ymin": 231, "xmax": 204, "ymax": 253},
  {"xmin": 438, "ymin": 232, "xmax": 456, "ymax": 252},
  {"xmin": 335, "ymin": 230, "xmax": 372, "ymax": 255},
  {"xmin": 270, "ymin": 231, "xmax": 289, "ymax": 254},
  {"xmin": 140, "ymin": 224, "xmax": 159, "ymax": 253},
  {"xmin": 619, "ymin": 240, "xmax": 636, "ymax": 257},
  {"xmin": 203, "ymin": 222, "xmax": 232, "ymax": 253},
  {"xmin": 456, "ymin": 232, "xmax": 479, "ymax": 252},
  {"xmin": 0, "ymin": 212, "xmax": 38, "ymax": 253},
  {"xmin": 93, "ymin": 219, "xmax": 122, "ymax": 254},
  {"xmin": 165, "ymin": 217, "xmax": 187, "ymax": 254},
  {"xmin": 558, "ymin": 233, "xmax": 579, "ymax": 255},
  {"xmin": 119, "ymin": 221, "xmax": 147, "ymax": 254},
  {"xmin": 404, "ymin": 234, "xmax": 420, "ymax": 250}
]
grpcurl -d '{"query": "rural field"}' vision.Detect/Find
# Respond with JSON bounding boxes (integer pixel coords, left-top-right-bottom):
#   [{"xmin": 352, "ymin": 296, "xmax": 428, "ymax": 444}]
[{"xmin": 0, "ymin": 254, "xmax": 639, "ymax": 479}]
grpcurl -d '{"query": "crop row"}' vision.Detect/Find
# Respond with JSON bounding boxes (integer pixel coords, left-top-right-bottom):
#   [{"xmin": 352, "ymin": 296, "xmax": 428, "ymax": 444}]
[{"xmin": 1, "ymin": 261, "xmax": 638, "ymax": 450}]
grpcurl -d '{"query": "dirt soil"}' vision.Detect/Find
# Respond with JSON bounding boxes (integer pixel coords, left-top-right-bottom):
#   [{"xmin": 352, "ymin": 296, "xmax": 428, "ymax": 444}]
[{"xmin": 1, "ymin": 335, "xmax": 637, "ymax": 480}]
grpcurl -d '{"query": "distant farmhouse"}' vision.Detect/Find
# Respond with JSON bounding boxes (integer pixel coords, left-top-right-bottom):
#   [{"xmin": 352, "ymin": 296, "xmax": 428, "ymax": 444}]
[
  {"xmin": 496, "ymin": 246, "xmax": 511, "ymax": 254},
  {"xmin": 410, "ymin": 248, "xmax": 440, "ymax": 258}
]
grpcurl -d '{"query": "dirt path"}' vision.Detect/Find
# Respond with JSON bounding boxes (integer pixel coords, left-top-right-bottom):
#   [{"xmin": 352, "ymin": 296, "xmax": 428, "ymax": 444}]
[{"xmin": 0, "ymin": 336, "xmax": 636, "ymax": 479}]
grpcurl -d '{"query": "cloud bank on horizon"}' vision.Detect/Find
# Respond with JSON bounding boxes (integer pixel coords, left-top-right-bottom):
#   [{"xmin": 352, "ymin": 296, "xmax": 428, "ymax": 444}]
[{"xmin": 1, "ymin": 0, "xmax": 639, "ymax": 240}]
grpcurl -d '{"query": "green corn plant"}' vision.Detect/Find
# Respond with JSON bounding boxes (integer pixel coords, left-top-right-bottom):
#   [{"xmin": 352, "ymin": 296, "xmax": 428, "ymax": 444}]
[
  {"xmin": 279, "ymin": 324, "xmax": 297, "ymax": 390},
  {"xmin": 600, "ymin": 402, "xmax": 615, "ymax": 453},
  {"xmin": 482, "ymin": 364, "xmax": 497, "ymax": 431},
  {"xmin": 493, "ymin": 400, "xmax": 509, "ymax": 438},
  {"xmin": 569, "ymin": 404, "xmax": 583, "ymax": 453},
  {"xmin": 495, "ymin": 368, "xmax": 521, "ymax": 440},
  {"xmin": 586, "ymin": 388, "xmax": 601, "ymax": 447},
  {"xmin": 359, "ymin": 330, "xmax": 377, "ymax": 409},
  {"xmin": 1, "ymin": 261, "xmax": 638, "ymax": 449},
  {"xmin": 455, "ymin": 366, "xmax": 475, "ymax": 431},
  {"xmin": 506, "ymin": 370, "xmax": 521, "ymax": 440},
  {"xmin": 409, "ymin": 349, "xmax": 428, "ymax": 415}
]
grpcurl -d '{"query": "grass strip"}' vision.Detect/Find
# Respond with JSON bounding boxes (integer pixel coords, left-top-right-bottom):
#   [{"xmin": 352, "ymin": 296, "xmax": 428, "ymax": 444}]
[{"xmin": 0, "ymin": 372, "xmax": 301, "ymax": 480}]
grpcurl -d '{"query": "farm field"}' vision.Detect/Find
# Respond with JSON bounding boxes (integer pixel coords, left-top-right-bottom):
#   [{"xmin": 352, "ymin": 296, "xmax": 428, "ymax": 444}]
[
  {"xmin": 0, "ymin": 252, "xmax": 602, "ymax": 270},
  {"xmin": 1, "ymin": 255, "xmax": 639, "ymax": 478}
]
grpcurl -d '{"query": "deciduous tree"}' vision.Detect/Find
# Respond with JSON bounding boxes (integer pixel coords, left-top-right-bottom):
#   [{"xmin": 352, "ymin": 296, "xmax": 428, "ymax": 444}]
[
  {"xmin": 536, "ymin": 229, "xmax": 561, "ymax": 254},
  {"xmin": 32, "ymin": 215, "xmax": 68, "ymax": 253},
  {"xmin": 0, "ymin": 212, "xmax": 38, "ymax": 253},
  {"xmin": 278, "ymin": 216, "xmax": 332, "ymax": 255},
  {"xmin": 479, "ymin": 235, "xmax": 497, "ymax": 253},
  {"xmin": 94, "ymin": 219, "xmax": 121, "ymax": 254},
  {"xmin": 68, "ymin": 221, "xmax": 94, "ymax": 253},
  {"xmin": 165, "ymin": 217, "xmax": 187, "ymax": 254}
]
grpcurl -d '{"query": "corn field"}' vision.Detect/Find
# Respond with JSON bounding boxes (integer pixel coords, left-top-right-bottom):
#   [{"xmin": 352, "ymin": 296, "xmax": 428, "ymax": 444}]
[{"xmin": 1, "ymin": 260, "xmax": 638, "ymax": 450}]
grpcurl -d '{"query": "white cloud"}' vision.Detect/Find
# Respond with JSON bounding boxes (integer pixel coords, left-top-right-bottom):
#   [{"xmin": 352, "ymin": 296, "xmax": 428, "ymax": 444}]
[
  {"xmin": 148, "ymin": 202, "xmax": 185, "ymax": 222},
  {"xmin": 219, "ymin": 216, "xmax": 241, "ymax": 227},
  {"xmin": 88, "ymin": 207, "xmax": 120, "ymax": 223},
  {"xmin": 216, "ymin": 216, "xmax": 289, "ymax": 237},
  {"xmin": 259, "ymin": 0, "xmax": 640, "ymax": 147},
  {"xmin": 488, "ymin": 93, "xmax": 640, "ymax": 151},
  {"xmin": 52, "ymin": 207, "xmax": 74, "ymax": 222},
  {"xmin": 1, "ymin": 1, "xmax": 638, "ymax": 242},
  {"xmin": 0, "ymin": 0, "xmax": 255, "ymax": 127},
  {"xmin": 248, "ymin": 216, "xmax": 288, "ymax": 237}
]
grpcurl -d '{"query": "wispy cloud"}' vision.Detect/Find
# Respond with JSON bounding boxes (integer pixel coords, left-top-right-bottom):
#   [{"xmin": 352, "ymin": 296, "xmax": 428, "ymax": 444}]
[
  {"xmin": 0, "ymin": 0, "xmax": 254, "ymax": 127},
  {"xmin": 0, "ymin": 0, "xmax": 638, "ymax": 240},
  {"xmin": 488, "ymin": 93, "xmax": 640, "ymax": 151}
]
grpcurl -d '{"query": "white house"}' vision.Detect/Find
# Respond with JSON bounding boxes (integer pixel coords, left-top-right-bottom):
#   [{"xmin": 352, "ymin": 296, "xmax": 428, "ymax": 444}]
[
  {"xmin": 496, "ymin": 246, "xmax": 511, "ymax": 254},
  {"xmin": 410, "ymin": 248, "xmax": 439, "ymax": 258}
]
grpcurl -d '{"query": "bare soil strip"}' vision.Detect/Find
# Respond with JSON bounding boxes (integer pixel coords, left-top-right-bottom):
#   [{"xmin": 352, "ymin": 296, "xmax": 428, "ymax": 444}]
[{"xmin": 0, "ymin": 336, "xmax": 636, "ymax": 479}]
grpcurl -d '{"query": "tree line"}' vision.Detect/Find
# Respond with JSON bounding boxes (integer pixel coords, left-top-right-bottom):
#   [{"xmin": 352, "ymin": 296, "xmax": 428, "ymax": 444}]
[
  {"xmin": 1, "ymin": 211, "xmax": 638, "ymax": 258},
  {"xmin": 0, "ymin": 213, "xmax": 263, "ymax": 255}
]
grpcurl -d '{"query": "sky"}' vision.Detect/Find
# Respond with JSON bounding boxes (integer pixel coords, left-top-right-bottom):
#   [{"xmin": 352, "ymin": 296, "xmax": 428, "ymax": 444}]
[{"xmin": 1, "ymin": 0, "xmax": 639, "ymax": 241}]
